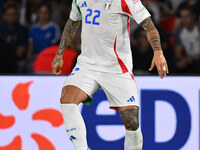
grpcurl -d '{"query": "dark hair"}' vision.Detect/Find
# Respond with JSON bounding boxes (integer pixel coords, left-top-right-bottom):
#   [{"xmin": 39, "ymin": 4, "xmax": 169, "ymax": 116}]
[
  {"xmin": 178, "ymin": 4, "xmax": 195, "ymax": 16},
  {"xmin": 37, "ymin": 3, "xmax": 52, "ymax": 14},
  {"xmin": 2, "ymin": 3, "xmax": 19, "ymax": 14}
]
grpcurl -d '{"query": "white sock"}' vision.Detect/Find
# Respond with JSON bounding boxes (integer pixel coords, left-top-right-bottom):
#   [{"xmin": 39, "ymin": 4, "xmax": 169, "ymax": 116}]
[
  {"xmin": 61, "ymin": 104, "xmax": 88, "ymax": 150},
  {"xmin": 125, "ymin": 127, "xmax": 143, "ymax": 150}
]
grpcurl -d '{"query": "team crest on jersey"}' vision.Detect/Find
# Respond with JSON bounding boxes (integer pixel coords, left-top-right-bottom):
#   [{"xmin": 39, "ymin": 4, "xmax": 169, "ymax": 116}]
[{"xmin": 104, "ymin": 0, "xmax": 113, "ymax": 10}]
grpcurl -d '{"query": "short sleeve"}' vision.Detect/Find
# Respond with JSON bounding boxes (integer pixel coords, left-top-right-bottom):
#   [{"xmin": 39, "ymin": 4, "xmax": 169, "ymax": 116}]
[
  {"xmin": 70, "ymin": 0, "xmax": 82, "ymax": 21},
  {"xmin": 121, "ymin": 0, "xmax": 151, "ymax": 24}
]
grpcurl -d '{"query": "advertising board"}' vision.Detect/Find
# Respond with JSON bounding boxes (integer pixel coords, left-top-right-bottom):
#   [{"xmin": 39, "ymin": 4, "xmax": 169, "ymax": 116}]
[{"xmin": 0, "ymin": 76, "xmax": 199, "ymax": 150}]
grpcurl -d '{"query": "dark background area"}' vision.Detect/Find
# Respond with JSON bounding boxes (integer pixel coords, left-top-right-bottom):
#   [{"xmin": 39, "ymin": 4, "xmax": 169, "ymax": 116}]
[{"xmin": 0, "ymin": 0, "xmax": 199, "ymax": 75}]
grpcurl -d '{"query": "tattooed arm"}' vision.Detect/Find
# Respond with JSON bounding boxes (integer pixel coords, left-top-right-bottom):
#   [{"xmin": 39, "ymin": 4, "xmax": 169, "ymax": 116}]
[
  {"xmin": 140, "ymin": 17, "xmax": 169, "ymax": 78},
  {"xmin": 140, "ymin": 17, "xmax": 162, "ymax": 51},
  {"xmin": 52, "ymin": 19, "xmax": 80, "ymax": 75}
]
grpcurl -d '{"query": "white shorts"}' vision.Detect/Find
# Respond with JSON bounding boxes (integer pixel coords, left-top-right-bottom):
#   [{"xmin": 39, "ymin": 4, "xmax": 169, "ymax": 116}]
[{"xmin": 63, "ymin": 67, "xmax": 139, "ymax": 109}]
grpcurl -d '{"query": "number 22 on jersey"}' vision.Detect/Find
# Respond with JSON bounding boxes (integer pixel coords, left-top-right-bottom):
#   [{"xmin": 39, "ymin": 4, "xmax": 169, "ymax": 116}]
[{"xmin": 85, "ymin": 9, "xmax": 101, "ymax": 25}]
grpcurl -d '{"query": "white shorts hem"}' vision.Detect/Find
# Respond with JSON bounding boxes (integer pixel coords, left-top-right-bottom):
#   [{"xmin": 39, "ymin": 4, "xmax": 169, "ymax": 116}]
[{"xmin": 63, "ymin": 83, "xmax": 93, "ymax": 98}]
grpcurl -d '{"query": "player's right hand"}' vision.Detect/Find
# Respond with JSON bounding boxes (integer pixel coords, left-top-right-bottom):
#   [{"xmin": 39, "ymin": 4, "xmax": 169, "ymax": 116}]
[
  {"xmin": 52, "ymin": 56, "xmax": 63, "ymax": 75},
  {"xmin": 149, "ymin": 50, "xmax": 169, "ymax": 79}
]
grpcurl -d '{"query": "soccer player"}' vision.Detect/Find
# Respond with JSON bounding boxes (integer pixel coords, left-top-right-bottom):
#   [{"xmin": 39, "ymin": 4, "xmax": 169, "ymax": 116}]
[{"xmin": 52, "ymin": 0, "xmax": 169, "ymax": 149}]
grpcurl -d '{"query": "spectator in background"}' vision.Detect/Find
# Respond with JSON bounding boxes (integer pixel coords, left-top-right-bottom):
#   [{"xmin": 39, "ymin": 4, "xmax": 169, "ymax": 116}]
[
  {"xmin": 48, "ymin": 0, "xmax": 63, "ymax": 27},
  {"xmin": 130, "ymin": 0, "xmax": 160, "ymax": 38},
  {"xmin": 175, "ymin": 6, "xmax": 200, "ymax": 74},
  {"xmin": 0, "ymin": 1, "xmax": 3, "ymax": 22},
  {"xmin": 156, "ymin": 0, "xmax": 185, "ymax": 16},
  {"xmin": 131, "ymin": 11, "xmax": 175, "ymax": 75},
  {"xmin": 58, "ymin": 0, "xmax": 73, "ymax": 29},
  {"xmin": 24, "ymin": 0, "xmax": 43, "ymax": 26},
  {"xmin": 27, "ymin": 3, "xmax": 60, "ymax": 72},
  {"xmin": 0, "ymin": 3, "xmax": 28, "ymax": 73},
  {"xmin": 177, "ymin": 0, "xmax": 200, "ymax": 19},
  {"xmin": 151, "ymin": 11, "xmax": 175, "ymax": 73},
  {"xmin": 132, "ymin": 28, "xmax": 154, "ymax": 75},
  {"xmin": 141, "ymin": 0, "xmax": 160, "ymax": 22},
  {"xmin": 160, "ymin": 0, "xmax": 185, "ymax": 11},
  {"xmin": 63, "ymin": 0, "xmax": 73, "ymax": 19}
]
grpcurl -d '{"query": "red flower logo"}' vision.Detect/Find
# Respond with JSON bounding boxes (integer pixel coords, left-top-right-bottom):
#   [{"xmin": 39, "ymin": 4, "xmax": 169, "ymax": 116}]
[{"xmin": 0, "ymin": 81, "xmax": 64, "ymax": 150}]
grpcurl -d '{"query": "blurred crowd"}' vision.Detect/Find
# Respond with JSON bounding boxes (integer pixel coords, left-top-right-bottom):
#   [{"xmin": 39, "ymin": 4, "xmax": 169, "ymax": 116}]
[{"xmin": 0, "ymin": 0, "xmax": 199, "ymax": 75}]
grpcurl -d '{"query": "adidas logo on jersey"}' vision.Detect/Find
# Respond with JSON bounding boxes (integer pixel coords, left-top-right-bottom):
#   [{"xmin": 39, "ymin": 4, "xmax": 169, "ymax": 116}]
[
  {"xmin": 127, "ymin": 96, "xmax": 135, "ymax": 102},
  {"xmin": 80, "ymin": 1, "xmax": 87, "ymax": 8}
]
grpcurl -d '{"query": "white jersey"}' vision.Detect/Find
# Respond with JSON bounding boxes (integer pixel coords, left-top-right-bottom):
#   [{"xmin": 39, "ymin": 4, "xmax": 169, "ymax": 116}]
[
  {"xmin": 70, "ymin": 0, "xmax": 150, "ymax": 73},
  {"xmin": 180, "ymin": 26, "xmax": 200, "ymax": 59}
]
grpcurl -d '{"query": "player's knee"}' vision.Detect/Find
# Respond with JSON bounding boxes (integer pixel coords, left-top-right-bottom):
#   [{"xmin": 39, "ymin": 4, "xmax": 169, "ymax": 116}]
[
  {"xmin": 120, "ymin": 108, "xmax": 139, "ymax": 131},
  {"xmin": 60, "ymin": 94, "xmax": 75, "ymax": 104}
]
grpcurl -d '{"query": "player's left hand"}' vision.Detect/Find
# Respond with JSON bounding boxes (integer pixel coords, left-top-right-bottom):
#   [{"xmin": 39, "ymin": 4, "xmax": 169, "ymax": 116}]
[{"xmin": 149, "ymin": 50, "xmax": 169, "ymax": 79}]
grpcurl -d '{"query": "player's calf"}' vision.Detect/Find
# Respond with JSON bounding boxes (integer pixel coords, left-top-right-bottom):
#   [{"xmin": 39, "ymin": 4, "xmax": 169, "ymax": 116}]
[
  {"xmin": 60, "ymin": 85, "xmax": 88, "ymax": 150},
  {"xmin": 119, "ymin": 107, "xmax": 143, "ymax": 150}
]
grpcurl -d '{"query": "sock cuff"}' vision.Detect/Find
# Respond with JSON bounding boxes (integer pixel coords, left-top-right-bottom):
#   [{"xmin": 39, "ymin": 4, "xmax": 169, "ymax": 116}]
[
  {"xmin": 61, "ymin": 103, "xmax": 78, "ymax": 111},
  {"xmin": 126, "ymin": 126, "xmax": 141, "ymax": 134},
  {"xmin": 75, "ymin": 146, "xmax": 88, "ymax": 150},
  {"xmin": 125, "ymin": 126, "xmax": 143, "ymax": 150}
]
